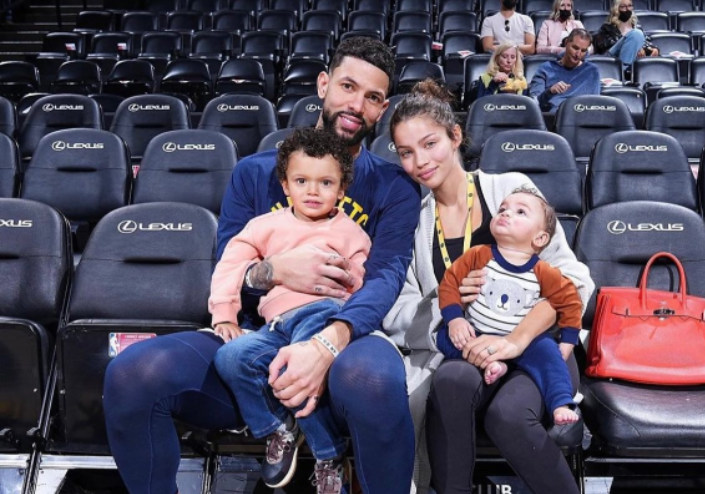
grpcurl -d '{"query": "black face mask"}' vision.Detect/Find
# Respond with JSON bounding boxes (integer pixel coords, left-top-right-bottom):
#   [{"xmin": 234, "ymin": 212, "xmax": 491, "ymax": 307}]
[
  {"xmin": 618, "ymin": 10, "xmax": 632, "ymax": 22},
  {"xmin": 558, "ymin": 9, "xmax": 571, "ymax": 20},
  {"xmin": 502, "ymin": 0, "xmax": 518, "ymax": 9}
]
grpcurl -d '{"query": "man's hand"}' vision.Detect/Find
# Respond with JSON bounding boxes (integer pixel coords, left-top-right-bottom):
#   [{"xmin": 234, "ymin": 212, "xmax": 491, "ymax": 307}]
[
  {"xmin": 462, "ymin": 334, "xmax": 521, "ymax": 369},
  {"xmin": 459, "ymin": 268, "xmax": 487, "ymax": 306},
  {"xmin": 262, "ymin": 245, "xmax": 354, "ymax": 298},
  {"xmin": 213, "ymin": 322, "xmax": 244, "ymax": 342},
  {"xmin": 449, "ymin": 318, "xmax": 476, "ymax": 350},
  {"xmin": 550, "ymin": 81, "xmax": 571, "ymax": 94}
]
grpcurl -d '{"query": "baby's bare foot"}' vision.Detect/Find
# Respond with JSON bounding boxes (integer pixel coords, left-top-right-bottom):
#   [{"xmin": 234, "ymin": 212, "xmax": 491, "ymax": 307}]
[
  {"xmin": 554, "ymin": 406, "xmax": 579, "ymax": 425},
  {"xmin": 484, "ymin": 361, "xmax": 508, "ymax": 385}
]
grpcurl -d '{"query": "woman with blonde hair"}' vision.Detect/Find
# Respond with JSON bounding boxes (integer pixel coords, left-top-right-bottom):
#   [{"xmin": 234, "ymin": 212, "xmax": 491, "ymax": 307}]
[
  {"xmin": 476, "ymin": 42, "xmax": 528, "ymax": 99},
  {"xmin": 594, "ymin": 0, "xmax": 658, "ymax": 64},
  {"xmin": 536, "ymin": 0, "xmax": 587, "ymax": 54}
]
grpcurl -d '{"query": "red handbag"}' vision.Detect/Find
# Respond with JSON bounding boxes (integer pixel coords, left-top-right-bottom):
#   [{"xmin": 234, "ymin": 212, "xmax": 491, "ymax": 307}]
[{"xmin": 586, "ymin": 252, "xmax": 705, "ymax": 385}]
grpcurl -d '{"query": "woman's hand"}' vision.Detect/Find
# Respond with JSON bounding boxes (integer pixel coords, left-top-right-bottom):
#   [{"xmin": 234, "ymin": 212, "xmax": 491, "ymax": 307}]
[
  {"xmin": 493, "ymin": 72, "xmax": 509, "ymax": 83},
  {"xmin": 649, "ymin": 47, "xmax": 659, "ymax": 56},
  {"xmin": 213, "ymin": 322, "xmax": 244, "ymax": 342},
  {"xmin": 462, "ymin": 334, "xmax": 521, "ymax": 369},
  {"xmin": 637, "ymin": 48, "xmax": 646, "ymax": 57}
]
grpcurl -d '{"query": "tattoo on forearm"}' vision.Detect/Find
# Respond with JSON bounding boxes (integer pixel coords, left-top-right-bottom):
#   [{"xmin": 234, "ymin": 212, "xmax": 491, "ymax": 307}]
[{"xmin": 250, "ymin": 260, "xmax": 274, "ymax": 290}]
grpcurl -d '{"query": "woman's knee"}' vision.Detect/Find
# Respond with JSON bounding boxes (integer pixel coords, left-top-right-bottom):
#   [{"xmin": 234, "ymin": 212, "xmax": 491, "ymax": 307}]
[
  {"xmin": 625, "ymin": 29, "xmax": 645, "ymax": 42},
  {"xmin": 484, "ymin": 374, "xmax": 542, "ymax": 443},
  {"xmin": 430, "ymin": 360, "xmax": 483, "ymax": 401}
]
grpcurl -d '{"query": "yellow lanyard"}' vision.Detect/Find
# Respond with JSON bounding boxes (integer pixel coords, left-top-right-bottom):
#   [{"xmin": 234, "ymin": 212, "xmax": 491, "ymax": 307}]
[{"xmin": 435, "ymin": 173, "xmax": 475, "ymax": 270}]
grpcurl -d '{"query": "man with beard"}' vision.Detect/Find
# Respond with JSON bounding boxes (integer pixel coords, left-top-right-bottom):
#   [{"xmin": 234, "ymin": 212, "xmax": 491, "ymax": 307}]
[
  {"xmin": 103, "ymin": 37, "xmax": 420, "ymax": 494},
  {"xmin": 529, "ymin": 28, "xmax": 600, "ymax": 114},
  {"xmin": 481, "ymin": 0, "xmax": 536, "ymax": 55}
]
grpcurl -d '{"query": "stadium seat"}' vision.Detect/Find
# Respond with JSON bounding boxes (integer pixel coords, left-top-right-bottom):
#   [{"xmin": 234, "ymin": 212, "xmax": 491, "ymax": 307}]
[
  {"xmin": 240, "ymin": 30, "xmax": 286, "ymax": 101},
  {"xmin": 0, "ymin": 61, "xmax": 40, "ymax": 103},
  {"xmin": 523, "ymin": 55, "xmax": 557, "ymax": 87},
  {"xmin": 0, "ymin": 95, "xmax": 16, "ymax": 138},
  {"xmin": 587, "ymin": 55, "xmax": 623, "ymax": 83},
  {"xmin": 373, "ymin": 94, "xmax": 406, "ymax": 141},
  {"xmin": 87, "ymin": 32, "xmax": 134, "ymax": 82},
  {"xmin": 286, "ymin": 94, "xmax": 323, "ymax": 128},
  {"xmin": 574, "ymin": 201, "xmax": 705, "ymax": 479},
  {"xmin": 20, "ymin": 128, "xmax": 131, "ymax": 251},
  {"xmin": 585, "ymin": 130, "xmax": 698, "ymax": 212},
  {"xmin": 288, "ymin": 31, "xmax": 334, "ymax": 65},
  {"xmin": 165, "ymin": 10, "xmax": 205, "ymax": 35},
  {"xmin": 103, "ymin": 59, "xmax": 156, "ymax": 98},
  {"xmin": 215, "ymin": 59, "xmax": 266, "ymax": 97},
  {"xmin": 15, "ymin": 93, "xmax": 49, "ymax": 130},
  {"xmin": 224, "ymin": 0, "xmax": 266, "ymax": 17},
  {"xmin": 313, "ymin": 0, "xmax": 348, "ymax": 21},
  {"xmin": 88, "ymin": 94, "xmax": 125, "ymax": 121},
  {"xmin": 645, "ymin": 95, "xmax": 705, "ymax": 164},
  {"xmin": 353, "ymin": 0, "xmax": 390, "ymax": 15},
  {"xmin": 50, "ymin": 60, "xmax": 102, "ymax": 96},
  {"xmin": 198, "ymin": 94, "xmax": 278, "ymax": 158},
  {"xmin": 18, "ymin": 94, "xmax": 103, "ymax": 160},
  {"xmin": 0, "ymin": 198, "xmax": 71, "ymax": 453},
  {"xmin": 442, "ymin": 34, "xmax": 484, "ymax": 102},
  {"xmin": 370, "ymin": 133, "xmax": 401, "ymax": 166},
  {"xmin": 464, "ymin": 94, "xmax": 547, "ymax": 159},
  {"xmin": 257, "ymin": 9, "xmax": 298, "ymax": 38},
  {"xmin": 0, "ymin": 134, "xmax": 19, "ymax": 197},
  {"xmin": 138, "ymin": 31, "xmax": 184, "ymax": 81},
  {"xmin": 461, "ymin": 53, "xmax": 492, "ymax": 109},
  {"xmin": 73, "ymin": 10, "xmax": 115, "ymax": 34},
  {"xmin": 635, "ymin": 11, "xmax": 670, "ymax": 34},
  {"xmin": 647, "ymin": 32, "xmax": 693, "ymax": 81},
  {"xmin": 396, "ymin": 0, "xmax": 433, "ymax": 11},
  {"xmin": 347, "ymin": 11, "xmax": 387, "ymax": 40},
  {"xmin": 159, "ymin": 59, "xmax": 212, "ymax": 111},
  {"xmin": 121, "ymin": 11, "xmax": 160, "ymax": 43},
  {"xmin": 257, "ymin": 127, "xmax": 295, "ymax": 152},
  {"xmin": 210, "ymin": 9, "xmax": 253, "ymax": 33},
  {"xmin": 657, "ymin": 86, "xmax": 705, "ymax": 99},
  {"xmin": 600, "ymin": 85, "xmax": 647, "ymax": 128},
  {"xmin": 437, "ymin": 0, "xmax": 475, "ymax": 15},
  {"xmin": 675, "ymin": 12, "xmax": 705, "ymax": 37},
  {"xmin": 35, "ymin": 33, "xmax": 86, "ymax": 91},
  {"xmin": 438, "ymin": 11, "xmax": 479, "ymax": 37},
  {"xmin": 110, "ymin": 94, "xmax": 191, "ymax": 163},
  {"xmin": 133, "ymin": 129, "xmax": 236, "ymax": 214},
  {"xmin": 655, "ymin": 0, "xmax": 695, "ymax": 14},
  {"xmin": 396, "ymin": 61, "xmax": 445, "ymax": 95},
  {"xmin": 522, "ymin": 0, "xmax": 553, "ymax": 13},
  {"xmin": 53, "ymin": 202, "xmax": 217, "ymax": 450},
  {"xmin": 577, "ymin": 11, "xmax": 609, "ymax": 34},
  {"xmin": 392, "ymin": 11, "xmax": 432, "ymax": 35},
  {"xmin": 555, "ymin": 95, "xmax": 635, "ymax": 175},
  {"xmin": 301, "ymin": 10, "xmax": 342, "ymax": 41},
  {"xmin": 630, "ymin": 57, "xmax": 680, "ymax": 106},
  {"xmin": 188, "ymin": 30, "xmax": 233, "ymax": 79},
  {"xmin": 390, "ymin": 32, "xmax": 433, "ymax": 79},
  {"xmin": 184, "ymin": 0, "xmax": 221, "ymax": 11},
  {"xmin": 281, "ymin": 59, "xmax": 327, "ymax": 96},
  {"xmin": 270, "ymin": 0, "xmax": 308, "ymax": 21}
]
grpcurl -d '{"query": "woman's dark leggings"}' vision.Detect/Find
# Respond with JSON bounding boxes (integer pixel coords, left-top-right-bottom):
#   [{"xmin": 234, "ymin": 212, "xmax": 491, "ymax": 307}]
[
  {"xmin": 426, "ymin": 356, "xmax": 580, "ymax": 494},
  {"xmin": 103, "ymin": 331, "xmax": 414, "ymax": 494}
]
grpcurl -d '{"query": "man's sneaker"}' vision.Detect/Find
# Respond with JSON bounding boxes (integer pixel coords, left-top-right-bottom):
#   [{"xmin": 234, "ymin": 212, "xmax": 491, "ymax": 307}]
[
  {"xmin": 311, "ymin": 458, "xmax": 352, "ymax": 494},
  {"xmin": 260, "ymin": 425, "xmax": 305, "ymax": 489}
]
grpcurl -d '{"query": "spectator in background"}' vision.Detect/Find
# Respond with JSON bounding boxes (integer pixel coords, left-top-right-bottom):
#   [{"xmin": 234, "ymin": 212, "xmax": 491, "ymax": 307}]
[
  {"xmin": 477, "ymin": 42, "xmax": 529, "ymax": 99},
  {"xmin": 594, "ymin": 0, "xmax": 659, "ymax": 65},
  {"xmin": 529, "ymin": 28, "xmax": 600, "ymax": 113},
  {"xmin": 481, "ymin": 0, "xmax": 536, "ymax": 55},
  {"xmin": 537, "ymin": 0, "xmax": 589, "ymax": 55}
]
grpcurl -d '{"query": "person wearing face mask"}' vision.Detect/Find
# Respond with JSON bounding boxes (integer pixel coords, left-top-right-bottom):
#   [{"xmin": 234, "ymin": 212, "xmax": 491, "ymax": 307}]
[
  {"xmin": 594, "ymin": 0, "xmax": 659, "ymax": 65},
  {"xmin": 481, "ymin": 0, "xmax": 536, "ymax": 55},
  {"xmin": 537, "ymin": 0, "xmax": 589, "ymax": 55},
  {"xmin": 477, "ymin": 42, "xmax": 529, "ymax": 99}
]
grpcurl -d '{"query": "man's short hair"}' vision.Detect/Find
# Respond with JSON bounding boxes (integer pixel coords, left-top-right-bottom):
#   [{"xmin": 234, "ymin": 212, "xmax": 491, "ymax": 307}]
[
  {"xmin": 328, "ymin": 37, "xmax": 395, "ymax": 95},
  {"xmin": 565, "ymin": 28, "xmax": 592, "ymax": 45},
  {"xmin": 276, "ymin": 127, "xmax": 354, "ymax": 189}
]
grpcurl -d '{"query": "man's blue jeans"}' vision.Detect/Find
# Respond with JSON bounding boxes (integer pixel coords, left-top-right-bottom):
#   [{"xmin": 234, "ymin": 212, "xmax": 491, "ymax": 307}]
[
  {"xmin": 609, "ymin": 29, "xmax": 646, "ymax": 66},
  {"xmin": 214, "ymin": 299, "xmax": 348, "ymax": 460}
]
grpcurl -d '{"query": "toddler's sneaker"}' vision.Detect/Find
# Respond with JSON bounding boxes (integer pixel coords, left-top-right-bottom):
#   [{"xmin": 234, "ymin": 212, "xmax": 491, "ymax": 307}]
[
  {"xmin": 261, "ymin": 423, "xmax": 304, "ymax": 489},
  {"xmin": 311, "ymin": 457, "xmax": 352, "ymax": 494}
]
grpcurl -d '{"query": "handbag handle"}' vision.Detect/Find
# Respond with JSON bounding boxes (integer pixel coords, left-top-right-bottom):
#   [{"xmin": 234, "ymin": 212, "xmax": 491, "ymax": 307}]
[{"xmin": 639, "ymin": 252, "xmax": 687, "ymax": 310}]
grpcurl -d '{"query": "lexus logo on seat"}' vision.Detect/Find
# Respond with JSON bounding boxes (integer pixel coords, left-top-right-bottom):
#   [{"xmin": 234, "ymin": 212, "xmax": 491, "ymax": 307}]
[
  {"xmin": 574, "ymin": 104, "xmax": 616, "ymax": 112},
  {"xmin": 217, "ymin": 104, "xmax": 259, "ymax": 112},
  {"xmin": 0, "ymin": 219, "xmax": 32, "ymax": 228},
  {"xmin": 663, "ymin": 105, "xmax": 705, "ymax": 113},
  {"xmin": 484, "ymin": 103, "xmax": 496, "ymax": 112},
  {"xmin": 118, "ymin": 220, "xmax": 194, "ymax": 233},
  {"xmin": 574, "ymin": 104, "xmax": 586, "ymax": 112},
  {"xmin": 615, "ymin": 143, "xmax": 667, "ymax": 153},
  {"xmin": 501, "ymin": 142, "xmax": 516, "ymax": 152},
  {"xmin": 484, "ymin": 103, "xmax": 526, "ymax": 112},
  {"xmin": 607, "ymin": 220, "xmax": 627, "ymax": 234},
  {"xmin": 128, "ymin": 104, "xmax": 170, "ymax": 112},
  {"xmin": 305, "ymin": 104, "xmax": 321, "ymax": 112},
  {"xmin": 52, "ymin": 141, "xmax": 104, "ymax": 151},
  {"xmin": 608, "ymin": 220, "xmax": 684, "ymax": 234},
  {"xmin": 615, "ymin": 143, "xmax": 629, "ymax": 153},
  {"xmin": 118, "ymin": 220, "xmax": 138, "ymax": 233},
  {"xmin": 42, "ymin": 103, "xmax": 83, "ymax": 112},
  {"xmin": 162, "ymin": 142, "xmax": 216, "ymax": 152},
  {"xmin": 387, "ymin": 142, "xmax": 396, "ymax": 152}
]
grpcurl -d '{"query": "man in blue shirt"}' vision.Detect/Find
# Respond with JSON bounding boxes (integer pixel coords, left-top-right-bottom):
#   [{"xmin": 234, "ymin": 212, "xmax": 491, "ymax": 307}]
[
  {"xmin": 529, "ymin": 28, "xmax": 601, "ymax": 113},
  {"xmin": 104, "ymin": 37, "xmax": 420, "ymax": 494}
]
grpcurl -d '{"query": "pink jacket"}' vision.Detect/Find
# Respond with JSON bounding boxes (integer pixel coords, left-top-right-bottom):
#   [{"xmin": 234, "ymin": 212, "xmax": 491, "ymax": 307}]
[
  {"xmin": 536, "ymin": 19, "xmax": 587, "ymax": 54},
  {"xmin": 209, "ymin": 207, "xmax": 371, "ymax": 325}
]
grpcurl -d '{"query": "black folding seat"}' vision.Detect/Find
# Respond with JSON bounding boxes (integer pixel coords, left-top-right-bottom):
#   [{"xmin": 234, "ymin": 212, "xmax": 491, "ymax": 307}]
[
  {"xmin": 396, "ymin": 0, "xmax": 433, "ymax": 12},
  {"xmin": 160, "ymin": 59, "xmax": 212, "ymax": 111},
  {"xmin": 655, "ymin": 0, "xmax": 695, "ymax": 14},
  {"xmin": 288, "ymin": 31, "xmax": 334, "ymax": 65},
  {"xmin": 87, "ymin": 32, "xmax": 134, "ymax": 83},
  {"xmin": 438, "ymin": 11, "xmax": 479, "ymax": 37},
  {"xmin": 585, "ymin": 130, "xmax": 698, "ymax": 212},
  {"xmin": 110, "ymin": 94, "xmax": 191, "ymax": 163},
  {"xmin": 373, "ymin": 94, "xmax": 406, "ymax": 140},
  {"xmin": 522, "ymin": 0, "xmax": 553, "ymax": 13},
  {"xmin": 133, "ymin": 129, "xmax": 236, "ymax": 213},
  {"xmin": 257, "ymin": 127, "xmax": 295, "ymax": 152},
  {"xmin": 313, "ymin": 0, "xmax": 348, "ymax": 22},
  {"xmin": 216, "ymin": 59, "xmax": 266, "ymax": 97},
  {"xmin": 523, "ymin": 54, "xmax": 556, "ymax": 86},
  {"xmin": 199, "ymin": 94, "xmax": 277, "ymax": 158},
  {"xmin": 396, "ymin": 61, "xmax": 445, "ymax": 95},
  {"xmin": 573, "ymin": 0, "xmax": 606, "ymax": 11},
  {"xmin": 339, "ymin": 30, "xmax": 383, "ymax": 43},
  {"xmin": 461, "ymin": 53, "xmax": 492, "ymax": 109},
  {"xmin": 464, "ymin": 94, "xmax": 547, "ymax": 159},
  {"xmin": 574, "ymin": 201, "xmax": 705, "ymax": 481},
  {"xmin": 690, "ymin": 56, "xmax": 705, "ymax": 86},
  {"xmin": 35, "ymin": 32, "xmax": 86, "ymax": 92},
  {"xmin": 276, "ymin": 94, "xmax": 310, "ymax": 128},
  {"xmin": 392, "ymin": 11, "xmax": 432, "ymax": 35},
  {"xmin": 189, "ymin": 30, "xmax": 233, "ymax": 80},
  {"xmin": 479, "ymin": 0, "xmax": 500, "ymax": 17},
  {"xmin": 645, "ymin": 95, "xmax": 705, "ymax": 165},
  {"xmin": 647, "ymin": 32, "xmax": 693, "ymax": 60},
  {"xmin": 438, "ymin": 0, "xmax": 475, "ymax": 13},
  {"xmin": 353, "ymin": 0, "xmax": 390, "ymax": 15},
  {"xmin": 21, "ymin": 128, "xmax": 130, "ymax": 252},
  {"xmin": 0, "ymin": 134, "xmax": 19, "ymax": 197},
  {"xmin": 586, "ymin": 55, "xmax": 623, "ymax": 83},
  {"xmin": 50, "ymin": 60, "xmax": 102, "ymax": 96},
  {"xmin": 347, "ymin": 11, "xmax": 387, "ymax": 40},
  {"xmin": 370, "ymin": 133, "xmax": 401, "ymax": 166},
  {"xmin": 630, "ymin": 56, "xmax": 680, "ymax": 105},
  {"xmin": 88, "ymin": 94, "xmax": 125, "ymax": 126},
  {"xmin": 121, "ymin": 11, "xmax": 161, "ymax": 50},
  {"xmin": 390, "ymin": 32, "xmax": 433, "ymax": 80},
  {"xmin": 657, "ymin": 86, "xmax": 705, "ymax": 98},
  {"xmin": 210, "ymin": 9, "xmax": 252, "ymax": 33},
  {"xmin": 529, "ymin": 11, "xmax": 551, "ymax": 36},
  {"xmin": 0, "ymin": 198, "xmax": 71, "ymax": 454},
  {"xmin": 18, "ymin": 94, "xmax": 102, "ymax": 161},
  {"xmin": 240, "ymin": 30, "xmax": 286, "ymax": 101},
  {"xmin": 223, "ymin": 0, "xmax": 266, "ymax": 18},
  {"xmin": 138, "ymin": 31, "xmax": 184, "ymax": 81},
  {"xmin": 103, "ymin": 59, "xmax": 156, "ymax": 98},
  {"xmin": 577, "ymin": 11, "xmax": 609, "ymax": 34},
  {"xmin": 676, "ymin": 12, "xmax": 705, "ymax": 37},
  {"xmin": 441, "ymin": 34, "xmax": 483, "ymax": 101},
  {"xmin": 0, "ymin": 96, "xmax": 16, "ymax": 138},
  {"xmin": 184, "ymin": 0, "xmax": 221, "ymax": 11},
  {"xmin": 555, "ymin": 95, "xmax": 635, "ymax": 175},
  {"xmin": 269, "ymin": 0, "xmax": 308, "ymax": 21},
  {"xmin": 73, "ymin": 10, "xmax": 115, "ymax": 34},
  {"xmin": 281, "ymin": 59, "xmax": 327, "ymax": 96},
  {"xmin": 478, "ymin": 129, "xmax": 582, "ymax": 245},
  {"xmin": 286, "ymin": 94, "xmax": 323, "ymax": 128},
  {"xmin": 257, "ymin": 9, "xmax": 298, "ymax": 38},
  {"xmin": 0, "ymin": 62, "xmax": 40, "ymax": 104},
  {"xmin": 145, "ymin": 0, "xmax": 180, "ymax": 12},
  {"xmin": 600, "ymin": 85, "xmax": 646, "ymax": 128},
  {"xmin": 301, "ymin": 10, "xmax": 342, "ymax": 41},
  {"xmin": 636, "ymin": 11, "xmax": 670, "ymax": 34},
  {"xmin": 165, "ymin": 10, "xmax": 206, "ymax": 52},
  {"xmin": 54, "ymin": 202, "xmax": 216, "ymax": 450},
  {"xmin": 15, "ymin": 93, "xmax": 49, "ymax": 130}
]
